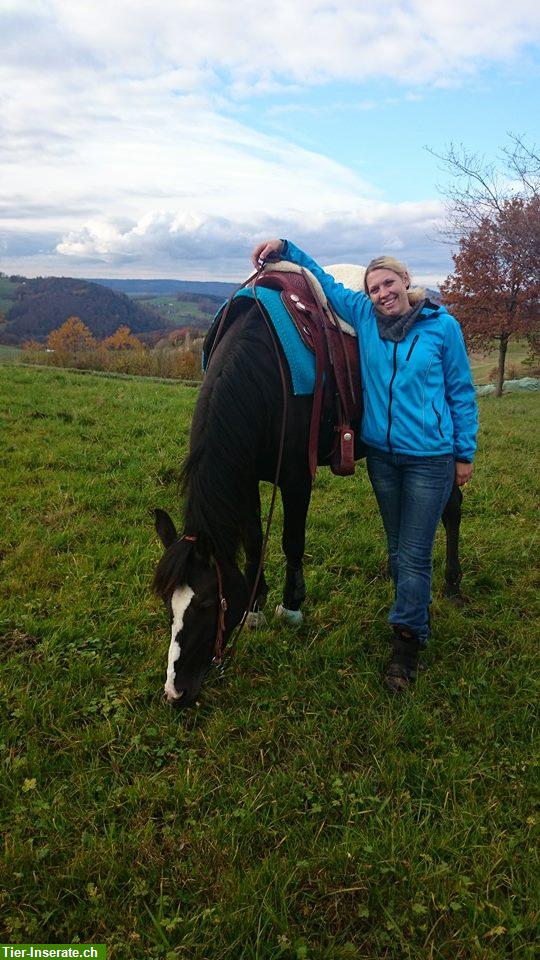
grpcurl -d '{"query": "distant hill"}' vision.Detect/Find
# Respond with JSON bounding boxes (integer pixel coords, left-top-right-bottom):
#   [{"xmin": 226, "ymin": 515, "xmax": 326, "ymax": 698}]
[
  {"xmin": 0, "ymin": 271, "xmax": 443, "ymax": 346},
  {"xmin": 93, "ymin": 278, "xmax": 238, "ymax": 298},
  {"xmin": 136, "ymin": 292, "xmax": 224, "ymax": 329},
  {"xmin": 0, "ymin": 275, "xmax": 20, "ymax": 316},
  {"xmin": 0, "ymin": 277, "xmax": 167, "ymax": 345},
  {"xmin": 2, "ymin": 271, "xmax": 439, "ymax": 300},
  {"xmin": 95, "ymin": 277, "xmax": 442, "ymax": 305}
]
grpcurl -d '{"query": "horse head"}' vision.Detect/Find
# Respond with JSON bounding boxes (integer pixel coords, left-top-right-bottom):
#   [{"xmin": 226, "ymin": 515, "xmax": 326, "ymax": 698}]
[{"xmin": 153, "ymin": 509, "xmax": 247, "ymax": 708}]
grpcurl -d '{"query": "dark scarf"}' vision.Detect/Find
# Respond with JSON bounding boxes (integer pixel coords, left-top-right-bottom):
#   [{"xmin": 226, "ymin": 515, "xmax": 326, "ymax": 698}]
[{"xmin": 374, "ymin": 298, "xmax": 427, "ymax": 343}]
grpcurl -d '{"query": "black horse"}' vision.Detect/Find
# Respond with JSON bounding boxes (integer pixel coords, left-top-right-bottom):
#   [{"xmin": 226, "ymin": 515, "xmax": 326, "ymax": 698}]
[{"xmin": 153, "ymin": 299, "xmax": 463, "ymax": 708}]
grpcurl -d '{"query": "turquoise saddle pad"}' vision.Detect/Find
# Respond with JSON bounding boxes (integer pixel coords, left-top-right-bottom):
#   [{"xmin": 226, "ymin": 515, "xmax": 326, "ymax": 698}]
[{"xmin": 209, "ymin": 286, "xmax": 316, "ymax": 396}]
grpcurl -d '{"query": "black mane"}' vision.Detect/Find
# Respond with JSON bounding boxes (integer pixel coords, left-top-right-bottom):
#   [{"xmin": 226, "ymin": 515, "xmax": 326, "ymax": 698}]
[
  {"xmin": 180, "ymin": 305, "xmax": 277, "ymax": 565},
  {"xmin": 152, "ymin": 537, "xmax": 196, "ymax": 600}
]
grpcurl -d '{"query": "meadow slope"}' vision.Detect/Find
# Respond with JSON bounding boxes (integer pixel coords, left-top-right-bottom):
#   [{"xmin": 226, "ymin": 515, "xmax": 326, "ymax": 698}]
[{"xmin": 0, "ymin": 365, "xmax": 538, "ymax": 960}]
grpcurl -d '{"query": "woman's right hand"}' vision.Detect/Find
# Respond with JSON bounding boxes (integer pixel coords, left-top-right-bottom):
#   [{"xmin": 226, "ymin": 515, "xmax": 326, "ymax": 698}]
[{"xmin": 251, "ymin": 238, "xmax": 284, "ymax": 268}]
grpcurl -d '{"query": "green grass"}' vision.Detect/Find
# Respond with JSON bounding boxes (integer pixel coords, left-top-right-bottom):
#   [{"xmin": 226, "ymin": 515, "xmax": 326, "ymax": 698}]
[
  {"xmin": 469, "ymin": 339, "xmax": 534, "ymax": 384},
  {"xmin": 0, "ymin": 365, "xmax": 538, "ymax": 960},
  {"xmin": 0, "ymin": 344, "xmax": 22, "ymax": 361},
  {"xmin": 0, "ymin": 275, "xmax": 19, "ymax": 315},
  {"xmin": 135, "ymin": 295, "xmax": 219, "ymax": 328}
]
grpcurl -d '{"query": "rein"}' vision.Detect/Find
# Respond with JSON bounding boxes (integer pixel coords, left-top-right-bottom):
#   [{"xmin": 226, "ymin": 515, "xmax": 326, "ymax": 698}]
[
  {"xmin": 212, "ymin": 558, "xmax": 228, "ymax": 664},
  {"xmin": 202, "ymin": 258, "xmax": 289, "ymax": 662}
]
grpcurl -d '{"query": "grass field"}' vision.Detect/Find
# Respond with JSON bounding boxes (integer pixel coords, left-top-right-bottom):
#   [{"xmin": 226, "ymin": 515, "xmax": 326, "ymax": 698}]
[
  {"xmin": 135, "ymin": 295, "xmax": 220, "ymax": 328},
  {"xmin": 0, "ymin": 344, "xmax": 22, "ymax": 362},
  {"xmin": 0, "ymin": 275, "xmax": 19, "ymax": 316},
  {"xmin": 0, "ymin": 364, "xmax": 538, "ymax": 960},
  {"xmin": 468, "ymin": 340, "xmax": 535, "ymax": 385}
]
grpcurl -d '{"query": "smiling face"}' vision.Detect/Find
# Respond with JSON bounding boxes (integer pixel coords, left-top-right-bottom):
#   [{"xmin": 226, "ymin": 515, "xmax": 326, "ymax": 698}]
[{"xmin": 365, "ymin": 267, "xmax": 411, "ymax": 318}]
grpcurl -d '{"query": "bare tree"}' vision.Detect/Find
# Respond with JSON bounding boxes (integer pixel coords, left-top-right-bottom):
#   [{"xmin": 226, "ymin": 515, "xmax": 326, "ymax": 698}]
[
  {"xmin": 502, "ymin": 133, "xmax": 540, "ymax": 200},
  {"xmin": 427, "ymin": 133, "xmax": 540, "ymax": 240}
]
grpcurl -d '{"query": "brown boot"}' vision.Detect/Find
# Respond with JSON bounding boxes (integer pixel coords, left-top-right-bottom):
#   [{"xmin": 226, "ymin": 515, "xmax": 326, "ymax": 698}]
[{"xmin": 384, "ymin": 626, "xmax": 422, "ymax": 694}]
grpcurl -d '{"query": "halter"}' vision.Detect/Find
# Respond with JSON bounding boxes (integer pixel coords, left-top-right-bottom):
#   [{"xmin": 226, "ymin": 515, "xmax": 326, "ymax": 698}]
[{"xmin": 179, "ymin": 535, "xmax": 228, "ymax": 665}]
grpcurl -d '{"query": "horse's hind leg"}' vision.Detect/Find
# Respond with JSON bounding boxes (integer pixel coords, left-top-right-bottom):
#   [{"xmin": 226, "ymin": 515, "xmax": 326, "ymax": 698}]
[
  {"xmin": 243, "ymin": 482, "xmax": 269, "ymax": 627},
  {"xmin": 441, "ymin": 480, "xmax": 464, "ymax": 604},
  {"xmin": 277, "ymin": 471, "xmax": 312, "ymax": 626}
]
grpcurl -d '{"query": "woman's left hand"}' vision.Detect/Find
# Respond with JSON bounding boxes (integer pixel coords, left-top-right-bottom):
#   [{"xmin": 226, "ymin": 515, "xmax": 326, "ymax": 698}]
[{"xmin": 455, "ymin": 461, "xmax": 473, "ymax": 486}]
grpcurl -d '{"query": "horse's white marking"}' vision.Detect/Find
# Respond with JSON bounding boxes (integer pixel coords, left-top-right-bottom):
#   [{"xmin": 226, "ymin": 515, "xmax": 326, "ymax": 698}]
[
  {"xmin": 164, "ymin": 585, "xmax": 195, "ymax": 700},
  {"xmin": 275, "ymin": 604, "xmax": 303, "ymax": 627}
]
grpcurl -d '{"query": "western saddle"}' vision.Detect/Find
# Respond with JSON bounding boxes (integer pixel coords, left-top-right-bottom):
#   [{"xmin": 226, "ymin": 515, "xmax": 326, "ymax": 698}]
[{"xmin": 206, "ymin": 261, "xmax": 363, "ymax": 478}]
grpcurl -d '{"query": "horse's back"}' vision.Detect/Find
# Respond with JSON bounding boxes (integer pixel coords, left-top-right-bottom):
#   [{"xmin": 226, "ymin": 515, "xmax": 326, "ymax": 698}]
[{"xmin": 195, "ymin": 302, "xmax": 312, "ymax": 484}]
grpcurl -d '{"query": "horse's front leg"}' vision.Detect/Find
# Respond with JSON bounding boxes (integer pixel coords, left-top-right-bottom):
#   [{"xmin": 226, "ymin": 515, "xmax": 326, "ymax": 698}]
[
  {"xmin": 276, "ymin": 470, "xmax": 312, "ymax": 626},
  {"xmin": 441, "ymin": 480, "xmax": 464, "ymax": 604},
  {"xmin": 243, "ymin": 482, "xmax": 269, "ymax": 628}
]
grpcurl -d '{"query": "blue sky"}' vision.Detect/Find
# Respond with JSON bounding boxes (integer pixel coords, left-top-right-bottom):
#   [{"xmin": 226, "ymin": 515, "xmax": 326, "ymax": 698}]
[
  {"xmin": 1, "ymin": 0, "xmax": 539, "ymax": 286},
  {"xmin": 253, "ymin": 72, "xmax": 538, "ymax": 202}
]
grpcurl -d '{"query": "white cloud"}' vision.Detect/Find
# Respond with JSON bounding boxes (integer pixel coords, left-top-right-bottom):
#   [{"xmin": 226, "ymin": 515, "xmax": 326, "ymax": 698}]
[
  {"xmin": 1, "ymin": 1, "xmax": 538, "ymax": 282},
  {"xmin": 4, "ymin": 1, "xmax": 539, "ymax": 87},
  {"xmin": 51, "ymin": 201, "xmax": 447, "ymax": 282}
]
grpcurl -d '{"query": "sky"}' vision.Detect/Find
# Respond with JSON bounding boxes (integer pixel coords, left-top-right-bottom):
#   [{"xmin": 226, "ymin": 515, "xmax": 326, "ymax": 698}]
[{"xmin": 1, "ymin": 0, "xmax": 540, "ymax": 286}]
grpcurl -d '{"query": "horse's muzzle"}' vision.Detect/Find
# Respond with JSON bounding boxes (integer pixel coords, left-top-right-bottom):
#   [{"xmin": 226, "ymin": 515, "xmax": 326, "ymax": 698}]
[
  {"xmin": 164, "ymin": 689, "xmax": 199, "ymax": 710},
  {"xmin": 164, "ymin": 688, "xmax": 185, "ymax": 706}
]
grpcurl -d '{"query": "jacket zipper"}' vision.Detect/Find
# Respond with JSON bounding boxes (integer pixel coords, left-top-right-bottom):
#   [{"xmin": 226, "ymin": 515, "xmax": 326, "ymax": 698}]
[
  {"xmin": 405, "ymin": 334, "xmax": 419, "ymax": 362},
  {"xmin": 432, "ymin": 401, "xmax": 444, "ymax": 438},
  {"xmin": 386, "ymin": 343, "xmax": 398, "ymax": 451}
]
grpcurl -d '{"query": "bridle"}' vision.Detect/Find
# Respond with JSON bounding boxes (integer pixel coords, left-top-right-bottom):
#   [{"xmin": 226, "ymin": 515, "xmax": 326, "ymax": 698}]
[{"xmin": 179, "ymin": 534, "xmax": 228, "ymax": 665}]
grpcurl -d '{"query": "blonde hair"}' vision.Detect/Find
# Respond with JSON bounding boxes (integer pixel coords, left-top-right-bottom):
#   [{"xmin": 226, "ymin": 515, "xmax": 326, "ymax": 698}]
[{"xmin": 364, "ymin": 255, "xmax": 426, "ymax": 306}]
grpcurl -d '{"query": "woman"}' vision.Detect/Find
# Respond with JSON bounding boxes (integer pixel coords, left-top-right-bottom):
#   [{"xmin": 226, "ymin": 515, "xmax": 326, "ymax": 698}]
[{"xmin": 251, "ymin": 238, "xmax": 478, "ymax": 692}]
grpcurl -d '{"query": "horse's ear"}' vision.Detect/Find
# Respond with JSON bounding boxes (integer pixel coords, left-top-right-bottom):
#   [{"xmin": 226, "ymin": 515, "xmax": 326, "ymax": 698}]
[{"xmin": 154, "ymin": 509, "xmax": 177, "ymax": 549}]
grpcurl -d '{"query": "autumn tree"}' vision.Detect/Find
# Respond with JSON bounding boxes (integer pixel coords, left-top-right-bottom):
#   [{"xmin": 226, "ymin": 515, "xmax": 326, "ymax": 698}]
[
  {"xmin": 101, "ymin": 325, "xmax": 143, "ymax": 350},
  {"xmin": 47, "ymin": 316, "xmax": 96, "ymax": 353},
  {"xmin": 441, "ymin": 197, "xmax": 540, "ymax": 397}
]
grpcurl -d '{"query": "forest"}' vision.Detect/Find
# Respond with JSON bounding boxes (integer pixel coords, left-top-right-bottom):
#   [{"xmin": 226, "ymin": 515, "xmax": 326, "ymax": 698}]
[{"xmin": 0, "ymin": 276, "xmax": 220, "ymax": 345}]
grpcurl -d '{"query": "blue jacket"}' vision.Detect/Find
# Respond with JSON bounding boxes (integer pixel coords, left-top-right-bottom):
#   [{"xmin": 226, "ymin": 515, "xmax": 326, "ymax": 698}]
[{"xmin": 282, "ymin": 241, "xmax": 478, "ymax": 462}]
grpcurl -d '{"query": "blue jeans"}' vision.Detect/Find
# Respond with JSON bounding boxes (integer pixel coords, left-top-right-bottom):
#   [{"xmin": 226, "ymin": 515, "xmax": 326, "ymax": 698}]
[{"xmin": 366, "ymin": 448, "xmax": 455, "ymax": 646}]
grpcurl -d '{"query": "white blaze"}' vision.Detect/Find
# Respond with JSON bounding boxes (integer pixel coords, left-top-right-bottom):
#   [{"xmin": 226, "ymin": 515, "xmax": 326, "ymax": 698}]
[{"xmin": 164, "ymin": 586, "xmax": 195, "ymax": 700}]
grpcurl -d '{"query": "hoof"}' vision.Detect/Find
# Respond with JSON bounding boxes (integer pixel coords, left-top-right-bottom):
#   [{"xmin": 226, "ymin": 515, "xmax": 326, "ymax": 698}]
[
  {"xmin": 245, "ymin": 610, "xmax": 267, "ymax": 629},
  {"xmin": 275, "ymin": 604, "xmax": 303, "ymax": 627},
  {"xmin": 443, "ymin": 587, "xmax": 467, "ymax": 607}
]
